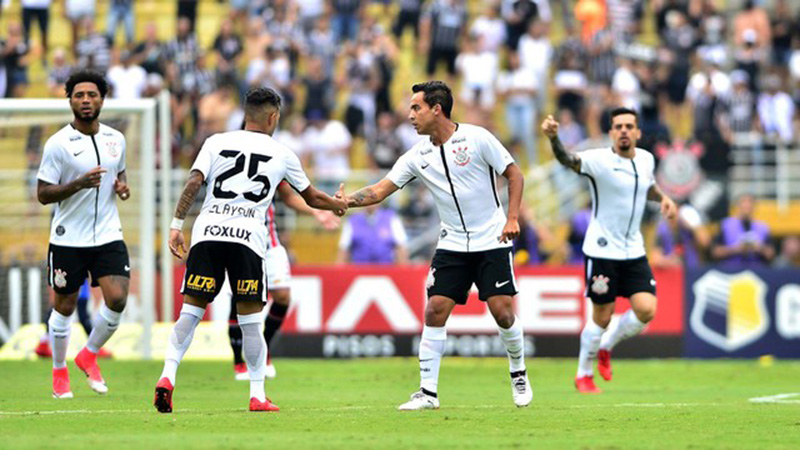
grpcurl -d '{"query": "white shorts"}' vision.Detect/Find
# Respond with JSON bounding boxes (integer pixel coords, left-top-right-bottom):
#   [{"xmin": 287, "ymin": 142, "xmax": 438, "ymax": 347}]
[{"xmin": 264, "ymin": 245, "xmax": 292, "ymax": 290}]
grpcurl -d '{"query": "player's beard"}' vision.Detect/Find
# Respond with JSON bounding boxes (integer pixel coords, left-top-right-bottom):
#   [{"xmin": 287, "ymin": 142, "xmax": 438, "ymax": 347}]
[
  {"xmin": 618, "ymin": 138, "xmax": 632, "ymax": 152},
  {"xmin": 73, "ymin": 107, "xmax": 100, "ymax": 123}
]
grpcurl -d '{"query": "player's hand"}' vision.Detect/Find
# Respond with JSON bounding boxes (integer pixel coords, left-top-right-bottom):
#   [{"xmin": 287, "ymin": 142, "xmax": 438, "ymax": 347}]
[
  {"xmin": 498, "ymin": 219, "xmax": 520, "ymax": 244},
  {"xmin": 333, "ymin": 183, "xmax": 348, "ymax": 217},
  {"xmin": 660, "ymin": 197, "xmax": 677, "ymax": 219},
  {"xmin": 313, "ymin": 209, "xmax": 341, "ymax": 230},
  {"xmin": 168, "ymin": 229, "xmax": 187, "ymax": 259},
  {"xmin": 78, "ymin": 167, "xmax": 107, "ymax": 189},
  {"xmin": 114, "ymin": 179, "xmax": 130, "ymax": 201},
  {"xmin": 541, "ymin": 115, "xmax": 560, "ymax": 139}
]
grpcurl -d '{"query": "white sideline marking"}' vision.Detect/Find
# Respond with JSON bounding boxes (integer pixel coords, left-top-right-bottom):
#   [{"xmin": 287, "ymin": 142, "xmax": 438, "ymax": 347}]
[{"xmin": 748, "ymin": 393, "xmax": 800, "ymax": 404}]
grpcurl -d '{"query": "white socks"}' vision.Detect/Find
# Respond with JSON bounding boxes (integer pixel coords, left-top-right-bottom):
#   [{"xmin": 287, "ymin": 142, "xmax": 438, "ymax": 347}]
[
  {"xmin": 48, "ymin": 310, "xmax": 71, "ymax": 369},
  {"xmin": 238, "ymin": 312, "xmax": 267, "ymax": 402},
  {"xmin": 160, "ymin": 303, "xmax": 204, "ymax": 386},
  {"xmin": 86, "ymin": 303, "xmax": 121, "ymax": 353},
  {"xmin": 419, "ymin": 325, "xmax": 446, "ymax": 396},
  {"xmin": 600, "ymin": 310, "xmax": 647, "ymax": 351},
  {"xmin": 498, "ymin": 318, "xmax": 526, "ymax": 373},
  {"xmin": 577, "ymin": 320, "xmax": 606, "ymax": 378}
]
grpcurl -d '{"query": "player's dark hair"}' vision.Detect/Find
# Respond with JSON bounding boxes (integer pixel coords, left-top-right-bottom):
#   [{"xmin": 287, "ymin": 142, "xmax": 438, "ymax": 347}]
[
  {"xmin": 245, "ymin": 86, "xmax": 282, "ymax": 113},
  {"xmin": 609, "ymin": 107, "xmax": 638, "ymax": 127},
  {"xmin": 412, "ymin": 81, "xmax": 453, "ymax": 118},
  {"xmin": 65, "ymin": 69, "xmax": 109, "ymax": 98}
]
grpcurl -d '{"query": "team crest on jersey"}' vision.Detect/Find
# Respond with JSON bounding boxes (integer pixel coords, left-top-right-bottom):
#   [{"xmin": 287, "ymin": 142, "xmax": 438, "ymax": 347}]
[
  {"xmin": 54, "ymin": 269, "xmax": 67, "ymax": 288},
  {"xmin": 426, "ymin": 268, "xmax": 437, "ymax": 289},
  {"xmin": 453, "ymin": 146, "xmax": 470, "ymax": 166},
  {"xmin": 591, "ymin": 275, "xmax": 610, "ymax": 295},
  {"xmin": 106, "ymin": 141, "xmax": 120, "ymax": 157}
]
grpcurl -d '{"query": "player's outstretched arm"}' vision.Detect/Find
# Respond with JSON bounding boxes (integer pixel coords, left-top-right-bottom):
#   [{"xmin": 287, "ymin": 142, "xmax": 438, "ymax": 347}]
[
  {"xmin": 277, "ymin": 182, "xmax": 340, "ymax": 229},
  {"xmin": 168, "ymin": 169, "xmax": 204, "ymax": 259},
  {"xmin": 37, "ymin": 166, "xmax": 107, "ymax": 204},
  {"xmin": 499, "ymin": 163, "xmax": 524, "ymax": 243},
  {"xmin": 647, "ymin": 183, "xmax": 677, "ymax": 219},
  {"xmin": 541, "ymin": 115, "xmax": 581, "ymax": 173},
  {"xmin": 298, "ymin": 184, "xmax": 349, "ymax": 214},
  {"xmin": 342, "ymin": 178, "xmax": 399, "ymax": 208}
]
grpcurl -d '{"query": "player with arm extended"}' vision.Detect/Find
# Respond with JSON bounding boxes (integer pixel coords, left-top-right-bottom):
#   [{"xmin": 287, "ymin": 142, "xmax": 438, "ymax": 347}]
[
  {"xmin": 338, "ymin": 81, "xmax": 532, "ymax": 410},
  {"xmin": 226, "ymin": 181, "xmax": 340, "ymax": 381},
  {"xmin": 37, "ymin": 69, "xmax": 132, "ymax": 399},
  {"xmin": 154, "ymin": 87, "xmax": 347, "ymax": 413},
  {"xmin": 542, "ymin": 108, "xmax": 677, "ymax": 394}
]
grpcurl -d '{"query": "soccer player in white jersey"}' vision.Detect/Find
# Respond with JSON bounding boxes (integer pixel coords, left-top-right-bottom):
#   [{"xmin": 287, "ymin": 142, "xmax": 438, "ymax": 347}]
[
  {"xmin": 225, "ymin": 183, "xmax": 340, "ymax": 381},
  {"xmin": 542, "ymin": 108, "xmax": 677, "ymax": 394},
  {"xmin": 154, "ymin": 87, "xmax": 347, "ymax": 413},
  {"xmin": 37, "ymin": 70, "xmax": 132, "ymax": 399},
  {"xmin": 337, "ymin": 81, "xmax": 532, "ymax": 410}
]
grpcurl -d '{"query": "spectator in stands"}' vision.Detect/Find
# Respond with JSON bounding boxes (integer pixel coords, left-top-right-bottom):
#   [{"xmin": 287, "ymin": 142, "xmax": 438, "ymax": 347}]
[
  {"xmin": 586, "ymin": 26, "xmax": 615, "ymax": 87},
  {"xmin": 47, "ymin": 47, "xmax": 72, "ymax": 97},
  {"xmin": 519, "ymin": 19, "xmax": 551, "ymax": 111},
  {"xmin": 196, "ymin": 82, "xmax": 238, "ymax": 144},
  {"xmin": 456, "ymin": 34, "xmax": 498, "ymax": 129},
  {"xmin": 1, "ymin": 22, "xmax": 29, "ymax": 98},
  {"xmin": 573, "ymin": 0, "xmax": 605, "ymax": 45},
  {"xmin": 212, "ymin": 18, "xmax": 243, "ymax": 87},
  {"xmin": 107, "ymin": 50, "xmax": 147, "ymax": 99},
  {"xmin": 757, "ymin": 73, "xmax": 795, "ymax": 145},
  {"xmin": 242, "ymin": 16, "xmax": 271, "ymax": 67},
  {"xmin": 372, "ymin": 28, "xmax": 399, "ymax": 115},
  {"xmin": 553, "ymin": 52, "xmax": 588, "ymax": 125},
  {"xmin": 300, "ymin": 57, "xmax": 334, "ymax": 121},
  {"xmin": 557, "ymin": 109, "xmax": 585, "ymax": 149},
  {"xmin": 75, "ymin": 17, "xmax": 113, "ymax": 74},
  {"xmin": 770, "ymin": 0, "xmax": 794, "ymax": 66},
  {"xmin": 773, "ymin": 236, "xmax": 800, "ymax": 268},
  {"xmin": 420, "ymin": 0, "xmax": 468, "ymax": 84},
  {"xmin": 651, "ymin": 203, "xmax": 710, "ymax": 269},
  {"xmin": 497, "ymin": 51, "xmax": 538, "ymax": 167},
  {"xmin": 513, "ymin": 205, "xmax": 552, "ymax": 266},
  {"xmin": 165, "ymin": 17, "xmax": 200, "ymax": 96},
  {"xmin": 692, "ymin": 0, "xmax": 727, "ymax": 64},
  {"xmin": 107, "ymin": 0, "xmax": 134, "ymax": 46},
  {"xmin": 305, "ymin": 15, "xmax": 338, "ymax": 78},
  {"xmin": 331, "ymin": 0, "xmax": 364, "ymax": 44},
  {"xmin": 336, "ymin": 205, "xmax": 409, "ymax": 265},
  {"xmin": 711, "ymin": 194, "xmax": 775, "ymax": 268},
  {"xmin": 393, "ymin": 0, "xmax": 425, "ymax": 44},
  {"xmin": 611, "ymin": 56, "xmax": 641, "ymax": 111},
  {"xmin": 340, "ymin": 40, "xmax": 380, "ymax": 140},
  {"xmin": 734, "ymin": 29, "xmax": 765, "ymax": 95},
  {"xmin": 296, "ymin": 0, "xmax": 326, "ymax": 36},
  {"xmin": 605, "ymin": 0, "xmax": 644, "ymax": 42},
  {"xmin": 133, "ymin": 22, "xmax": 166, "ymax": 76},
  {"xmin": 64, "ymin": 0, "xmax": 94, "ymax": 56},
  {"xmin": 301, "ymin": 109, "xmax": 353, "ymax": 192},
  {"xmin": 21, "ymin": 0, "xmax": 49, "ymax": 66},
  {"xmin": 370, "ymin": 112, "xmax": 404, "ymax": 169},
  {"xmin": 177, "ymin": 0, "xmax": 198, "ymax": 31},
  {"xmin": 720, "ymin": 70, "xmax": 757, "ymax": 142},
  {"xmin": 732, "ymin": 0, "xmax": 771, "ymax": 53},
  {"xmin": 470, "ymin": 2, "xmax": 507, "ymax": 60},
  {"xmin": 501, "ymin": 0, "xmax": 551, "ymax": 51}
]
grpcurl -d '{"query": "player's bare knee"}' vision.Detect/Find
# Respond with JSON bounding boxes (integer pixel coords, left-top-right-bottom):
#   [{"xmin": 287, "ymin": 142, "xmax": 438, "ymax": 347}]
[
  {"xmin": 635, "ymin": 305, "xmax": 656, "ymax": 323},
  {"xmin": 270, "ymin": 289, "xmax": 291, "ymax": 306},
  {"xmin": 592, "ymin": 305, "xmax": 614, "ymax": 328},
  {"xmin": 492, "ymin": 310, "xmax": 515, "ymax": 329},
  {"xmin": 106, "ymin": 297, "xmax": 127, "ymax": 313},
  {"xmin": 424, "ymin": 302, "xmax": 449, "ymax": 327}
]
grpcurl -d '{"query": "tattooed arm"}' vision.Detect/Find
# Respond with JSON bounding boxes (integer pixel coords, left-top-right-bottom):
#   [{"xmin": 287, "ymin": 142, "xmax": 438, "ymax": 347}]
[
  {"xmin": 343, "ymin": 178, "xmax": 399, "ymax": 208},
  {"xmin": 168, "ymin": 170, "xmax": 204, "ymax": 258},
  {"xmin": 541, "ymin": 114, "xmax": 582, "ymax": 173}
]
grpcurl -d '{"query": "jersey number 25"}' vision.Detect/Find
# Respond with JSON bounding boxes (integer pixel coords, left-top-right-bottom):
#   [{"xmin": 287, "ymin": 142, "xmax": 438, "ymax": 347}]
[{"xmin": 213, "ymin": 150, "xmax": 272, "ymax": 203}]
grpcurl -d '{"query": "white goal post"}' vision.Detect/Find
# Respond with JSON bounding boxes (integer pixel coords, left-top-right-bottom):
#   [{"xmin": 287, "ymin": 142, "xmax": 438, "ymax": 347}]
[{"xmin": 0, "ymin": 92, "xmax": 171, "ymax": 359}]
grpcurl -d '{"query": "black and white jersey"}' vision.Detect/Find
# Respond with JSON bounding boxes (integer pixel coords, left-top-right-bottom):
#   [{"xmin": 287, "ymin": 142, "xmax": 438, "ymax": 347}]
[
  {"xmin": 37, "ymin": 123, "xmax": 126, "ymax": 247},
  {"xmin": 580, "ymin": 147, "xmax": 655, "ymax": 260},
  {"xmin": 190, "ymin": 130, "xmax": 311, "ymax": 259},
  {"xmin": 387, "ymin": 123, "xmax": 514, "ymax": 253}
]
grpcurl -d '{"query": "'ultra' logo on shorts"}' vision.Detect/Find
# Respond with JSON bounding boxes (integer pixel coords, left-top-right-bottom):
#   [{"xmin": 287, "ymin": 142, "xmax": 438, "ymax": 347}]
[
  {"xmin": 187, "ymin": 274, "xmax": 216, "ymax": 292},
  {"xmin": 237, "ymin": 279, "xmax": 259, "ymax": 295}
]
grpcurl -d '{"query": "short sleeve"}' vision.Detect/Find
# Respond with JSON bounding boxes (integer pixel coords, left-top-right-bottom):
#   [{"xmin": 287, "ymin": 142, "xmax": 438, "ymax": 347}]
[
  {"xmin": 579, "ymin": 149, "xmax": 602, "ymax": 177},
  {"xmin": 386, "ymin": 151, "xmax": 417, "ymax": 189},
  {"xmin": 37, "ymin": 137, "xmax": 63, "ymax": 185},
  {"xmin": 479, "ymin": 128, "xmax": 515, "ymax": 174},
  {"xmin": 283, "ymin": 148, "xmax": 311, "ymax": 192},
  {"xmin": 117, "ymin": 135, "xmax": 127, "ymax": 172},
  {"xmin": 190, "ymin": 137, "xmax": 214, "ymax": 179},
  {"xmin": 390, "ymin": 215, "xmax": 408, "ymax": 246}
]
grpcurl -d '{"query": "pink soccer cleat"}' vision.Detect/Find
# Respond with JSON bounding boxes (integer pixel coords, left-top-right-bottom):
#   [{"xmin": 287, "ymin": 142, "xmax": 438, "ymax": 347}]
[
  {"xmin": 96, "ymin": 347, "xmax": 114, "ymax": 359},
  {"xmin": 75, "ymin": 347, "xmax": 108, "ymax": 394},
  {"xmin": 35, "ymin": 340, "xmax": 52, "ymax": 358},
  {"xmin": 575, "ymin": 375, "xmax": 602, "ymax": 394},
  {"xmin": 52, "ymin": 367, "xmax": 73, "ymax": 399},
  {"xmin": 234, "ymin": 363, "xmax": 248, "ymax": 381},
  {"xmin": 154, "ymin": 377, "xmax": 174, "ymax": 413},
  {"xmin": 597, "ymin": 349, "xmax": 613, "ymax": 381},
  {"xmin": 249, "ymin": 397, "xmax": 279, "ymax": 412}
]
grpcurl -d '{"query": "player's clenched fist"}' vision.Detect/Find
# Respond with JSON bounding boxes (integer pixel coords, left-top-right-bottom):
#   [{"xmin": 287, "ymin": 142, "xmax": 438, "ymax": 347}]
[{"xmin": 541, "ymin": 115, "xmax": 560, "ymax": 139}]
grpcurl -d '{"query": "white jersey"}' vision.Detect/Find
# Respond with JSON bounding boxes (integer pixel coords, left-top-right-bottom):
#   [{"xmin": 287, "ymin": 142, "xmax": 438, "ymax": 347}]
[
  {"xmin": 190, "ymin": 130, "xmax": 311, "ymax": 259},
  {"xmin": 387, "ymin": 123, "xmax": 515, "ymax": 252},
  {"xmin": 37, "ymin": 123, "xmax": 126, "ymax": 247},
  {"xmin": 580, "ymin": 147, "xmax": 656, "ymax": 260}
]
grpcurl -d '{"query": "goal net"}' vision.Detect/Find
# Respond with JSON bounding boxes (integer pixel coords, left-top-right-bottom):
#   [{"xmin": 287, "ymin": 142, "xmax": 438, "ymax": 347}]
[{"xmin": 0, "ymin": 95, "xmax": 171, "ymax": 359}]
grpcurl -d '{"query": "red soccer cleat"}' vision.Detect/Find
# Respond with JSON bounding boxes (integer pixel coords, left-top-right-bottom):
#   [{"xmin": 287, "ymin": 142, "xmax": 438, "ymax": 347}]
[
  {"xmin": 249, "ymin": 397, "xmax": 279, "ymax": 412},
  {"xmin": 75, "ymin": 347, "xmax": 108, "ymax": 394},
  {"xmin": 234, "ymin": 362, "xmax": 248, "ymax": 381},
  {"xmin": 154, "ymin": 377, "xmax": 174, "ymax": 413},
  {"xmin": 52, "ymin": 367, "xmax": 73, "ymax": 399},
  {"xmin": 597, "ymin": 349, "xmax": 613, "ymax": 381},
  {"xmin": 575, "ymin": 375, "xmax": 603, "ymax": 394},
  {"xmin": 35, "ymin": 340, "xmax": 52, "ymax": 358},
  {"xmin": 97, "ymin": 347, "xmax": 114, "ymax": 359}
]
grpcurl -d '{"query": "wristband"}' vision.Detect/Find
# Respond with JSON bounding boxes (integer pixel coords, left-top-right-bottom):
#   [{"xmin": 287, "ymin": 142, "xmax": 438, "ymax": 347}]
[{"xmin": 170, "ymin": 218, "xmax": 184, "ymax": 230}]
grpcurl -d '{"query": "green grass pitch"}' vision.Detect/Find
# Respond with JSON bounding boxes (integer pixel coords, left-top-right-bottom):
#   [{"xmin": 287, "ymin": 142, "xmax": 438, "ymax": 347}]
[{"xmin": 0, "ymin": 358, "xmax": 798, "ymax": 449}]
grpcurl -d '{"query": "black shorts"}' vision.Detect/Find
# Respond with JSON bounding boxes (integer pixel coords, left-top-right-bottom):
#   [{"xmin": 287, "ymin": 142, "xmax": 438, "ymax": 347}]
[
  {"xmin": 427, "ymin": 247, "xmax": 518, "ymax": 304},
  {"xmin": 182, "ymin": 241, "xmax": 264, "ymax": 302},
  {"xmin": 584, "ymin": 256, "xmax": 656, "ymax": 304},
  {"xmin": 47, "ymin": 240, "xmax": 130, "ymax": 295}
]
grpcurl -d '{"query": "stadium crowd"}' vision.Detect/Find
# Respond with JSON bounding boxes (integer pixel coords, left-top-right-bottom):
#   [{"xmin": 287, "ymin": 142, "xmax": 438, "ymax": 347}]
[{"xmin": 2, "ymin": 0, "xmax": 800, "ymax": 267}]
